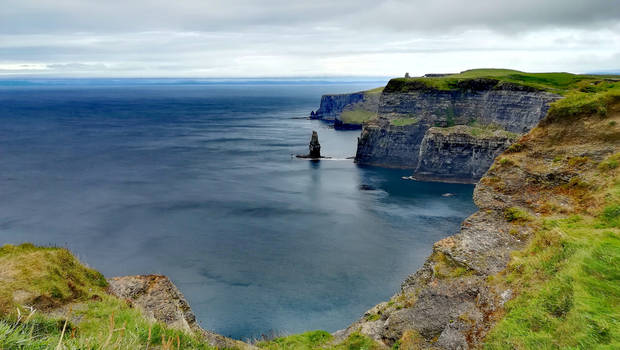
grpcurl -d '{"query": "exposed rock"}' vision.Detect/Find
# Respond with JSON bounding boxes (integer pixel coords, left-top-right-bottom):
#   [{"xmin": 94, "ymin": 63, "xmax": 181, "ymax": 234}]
[
  {"xmin": 108, "ymin": 275, "xmax": 255, "ymax": 349},
  {"xmin": 312, "ymin": 92, "xmax": 366, "ymax": 121},
  {"xmin": 414, "ymin": 126, "xmax": 518, "ymax": 183},
  {"xmin": 355, "ymin": 79, "xmax": 561, "ymax": 182},
  {"xmin": 297, "ymin": 131, "xmax": 329, "ymax": 159}
]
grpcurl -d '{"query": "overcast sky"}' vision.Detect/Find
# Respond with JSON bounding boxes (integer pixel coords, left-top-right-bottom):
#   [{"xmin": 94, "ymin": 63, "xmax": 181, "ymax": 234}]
[{"xmin": 1, "ymin": 0, "xmax": 619, "ymax": 77}]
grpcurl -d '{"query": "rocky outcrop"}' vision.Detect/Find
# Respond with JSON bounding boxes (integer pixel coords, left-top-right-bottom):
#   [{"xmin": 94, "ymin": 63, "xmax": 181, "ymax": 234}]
[
  {"xmin": 108, "ymin": 275, "xmax": 255, "ymax": 349},
  {"xmin": 336, "ymin": 98, "xmax": 620, "ymax": 349},
  {"xmin": 311, "ymin": 89, "xmax": 382, "ymax": 129},
  {"xmin": 312, "ymin": 92, "xmax": 366, "ymax": 121},
  {"xmin": 413, "ymin": 126, "xmax": 518, "ymax": 183},
  {"xmin": 355, "ymin": 79, "xmax": 561, "ymax": 182}
]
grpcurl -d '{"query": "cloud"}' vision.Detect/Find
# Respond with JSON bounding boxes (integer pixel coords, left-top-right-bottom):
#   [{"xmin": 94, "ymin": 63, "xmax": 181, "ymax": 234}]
[{"xmin": 0, "ymin": 1, "xmax": 618, "ymax": 77}]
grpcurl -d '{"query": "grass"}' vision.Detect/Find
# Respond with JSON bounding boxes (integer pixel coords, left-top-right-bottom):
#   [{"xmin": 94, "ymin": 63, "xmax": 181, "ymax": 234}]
[
  {"xmin": 340, "ymin": 109, "xmax": 377, "ymax": 125},
  {"xmin": 390, "ymin": 117, "xmax": 420, "ymax": 126},
  {"xmin": 256, "ymin": 331, "xmax": 381, "ymax": 350},
  {"xmin": 0, "ymin": 243, "xmax": 107, "ymax": 314},
  {"xmin": 383, "ymin": 68, "xmax": 620, "ymax": 95},
  {"xmin": 483, "ymin": 165, "xmax": 620, "ymax": 349},
  {"xmin": 0, "ymin": 244, "xmax": 220, "ymax": 349}
]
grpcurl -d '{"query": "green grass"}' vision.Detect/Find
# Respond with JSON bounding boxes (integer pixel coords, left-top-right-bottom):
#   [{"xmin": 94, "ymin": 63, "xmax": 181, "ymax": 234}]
[
  {"xmin": 340, "ymin": 109, "xmax": 377, "ymax": 125},
  {"xmin": 0, "ymin": 243, "xmax": 107, "ymax": 314},
  {"xmin": 484, "ymin": 187, "xmax": 620, "ymax": 349},
  {"xmin": 383, "ymin": 68, "xmax": 620, "ymax": 95},
  {"xmin": 546, "ymin": 84, "xmax": 620, "ymax": 122},
  {"xmin": 390, "ymin": 116, "xmax": 420, "ymax": 126},
  {"xmin": 0, "ymin": 244, "xmax": 219, "ymax": 349},
  {"xmin": 257, "ymin": 331, "xmax": 381, "ymax": 350},
  {"xmin": 364, "ymin": 87, "xmax": 384, "ymax": 94}
]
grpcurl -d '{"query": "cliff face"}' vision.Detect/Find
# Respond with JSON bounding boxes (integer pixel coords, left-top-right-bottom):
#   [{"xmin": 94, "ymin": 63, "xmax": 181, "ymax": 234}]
[
  {"xmin": 414, "ymin": 126, "xmax": 518, "ymax": 183},
  {"xmin": 355, "ymin": 80, "xmax": 560, "ymax": 182},
  {"xmin": 313, "ymin": 92, "xmax": 365, "ymax": 121},
  {"xmin": 337, "ymin": 96, "xmax": 620, "ymax": 349},
  {"xmin": 108, "ymin": 275, "xmax": 255, "ymax": 349},
  {"xmin": 311, "ymin": 88, "xmax": 382, "ymax": 129}
]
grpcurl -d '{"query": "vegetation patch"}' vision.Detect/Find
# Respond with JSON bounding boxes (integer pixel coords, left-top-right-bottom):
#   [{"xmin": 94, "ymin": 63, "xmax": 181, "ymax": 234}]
[
  {"xmin": 390, "ymin": 117, "xmax": 420, "ymax": 127},
  {"xmin": 384, "ymin": 69, "xmax": 620, "ymax": 95},
  {"xmin": 432, "ymin": 251, "xmax": 474, "ymax": 279},
  {"xmin": 484, "ymin": 163, "xmax": 619, "ymax": 349},
  {"xmin": 340, "ymin": 109, "xmax": 377, "ymax": 125},
  {"xmin": 257, "ymin": 331, "xmax": 381, "ymax": 350},
  {"xmin": 504, "ymin": 207, "xmax": 533, "ymax": 223}
]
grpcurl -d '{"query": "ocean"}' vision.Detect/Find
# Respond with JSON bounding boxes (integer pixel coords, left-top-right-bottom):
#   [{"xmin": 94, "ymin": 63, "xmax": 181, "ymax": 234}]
[{"xmin": 0, "ymin": 80, "xmax": 477, "ymax": 339}]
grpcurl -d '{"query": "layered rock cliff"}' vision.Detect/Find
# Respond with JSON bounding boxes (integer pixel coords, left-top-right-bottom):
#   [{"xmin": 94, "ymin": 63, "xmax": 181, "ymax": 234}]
[
  {"xmin": 355, "ymin": 78, "xmax": 561, "ymax": 182},
  {"xmin": 311, "ymin": 88, "xmax": 382, "ymax": 129},
  {"xmin": 414, "ymin": 125, "xmax": 518, "ymax": 183},
  {"xmin": 336, "ymin": 90, "xmax": 620, "ymax": 349}
]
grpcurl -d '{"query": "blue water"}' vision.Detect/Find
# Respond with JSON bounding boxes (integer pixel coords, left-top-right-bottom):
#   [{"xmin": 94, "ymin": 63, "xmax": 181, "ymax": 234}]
[{"xmin": 0, "ymin": 82, "xmax": 477, "ymax": 340}]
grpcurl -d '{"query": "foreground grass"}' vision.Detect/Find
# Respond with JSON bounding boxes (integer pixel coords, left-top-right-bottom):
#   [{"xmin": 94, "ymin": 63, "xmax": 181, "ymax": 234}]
[
  {"xmin": 483, "ymin": 155, "xmax": 620, "ymax": 350},
  {"xmin": 0, "ymin": 244, "xmax": 218, "ymax": 349}
]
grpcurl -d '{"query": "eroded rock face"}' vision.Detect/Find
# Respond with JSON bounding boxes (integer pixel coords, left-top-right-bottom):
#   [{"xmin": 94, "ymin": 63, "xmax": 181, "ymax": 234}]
[
  {"xmin": 355, "ymin": 81, "xmax": 561, "ymax": 182},
  {"xmin": 108, "ymin": 275, "xmax": 255, "ymax": 349},
  {"xmin": 312, "ymin": 92, "xmax": 366, "ymax": 121},
  {"xmin": 414, "ymin": 126, "xmax": 518, "ymax": 183}
]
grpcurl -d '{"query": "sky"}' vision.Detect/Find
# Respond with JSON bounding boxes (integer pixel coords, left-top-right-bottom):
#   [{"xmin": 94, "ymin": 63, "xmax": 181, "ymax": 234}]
[{"xmin": 1, "ymin": 0, "xmax": 619, "ymax": 77}]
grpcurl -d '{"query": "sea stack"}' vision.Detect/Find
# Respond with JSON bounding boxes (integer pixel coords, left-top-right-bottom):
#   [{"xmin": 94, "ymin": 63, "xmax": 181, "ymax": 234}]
[
  {"xmin": 309, "ymin": 131, "xmax": 321, "ymax": 158},
  {"xmin": 296, "ymin": 130, "xmax": 327, "ymax": 159}
]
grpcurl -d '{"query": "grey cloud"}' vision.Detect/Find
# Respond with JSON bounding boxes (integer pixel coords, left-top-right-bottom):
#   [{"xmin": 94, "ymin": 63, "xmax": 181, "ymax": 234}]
[{"xmin": 1, "ymin": 0, "xmax": 618, "ymax": 34}]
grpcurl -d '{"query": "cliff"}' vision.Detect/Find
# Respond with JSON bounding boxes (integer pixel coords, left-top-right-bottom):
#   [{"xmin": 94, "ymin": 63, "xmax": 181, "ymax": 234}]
[
  {"xmin": 414, "ymin": 125, "xmax": 518, "ymax": 183},
  {"xmin": 311, "ymin": 87, "xmax": 382, "ymax": 129},
  {"xmin": 335, "ymin": 81, "xmax": 620, "ymax": 349},
  {"xmin": 355, "ymin": 75, "xmax": 561, "ymax": 182}
]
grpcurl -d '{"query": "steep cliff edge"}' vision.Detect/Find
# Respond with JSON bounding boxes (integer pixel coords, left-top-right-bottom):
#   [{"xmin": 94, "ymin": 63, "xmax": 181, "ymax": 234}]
[
  {"xmin": 311, "ymin": 87, "xmax": 382, "ymax": 129},
  {"xmin": 414, "ymin": 125, "xmax": 518, "ymax": 183},
  {"xmin": 336, "ymin": 82, "xmax": 620, "ymax": 349},
  {"xmin": 356, "ymin": 73, "xmax": 561, "ymax": 183}
]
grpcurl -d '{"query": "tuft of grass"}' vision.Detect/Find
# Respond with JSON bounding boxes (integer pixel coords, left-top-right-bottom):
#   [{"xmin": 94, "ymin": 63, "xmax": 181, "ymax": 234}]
[{"xmin": 504, "ymin": 207, "xmax": 533, "ymax": 223}]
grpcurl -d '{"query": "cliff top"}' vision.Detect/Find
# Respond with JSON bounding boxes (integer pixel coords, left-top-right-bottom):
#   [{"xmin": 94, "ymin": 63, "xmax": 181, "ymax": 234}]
[{"xmin": 384, "ymin": 68, "xmax": 620, "ymax": 95}]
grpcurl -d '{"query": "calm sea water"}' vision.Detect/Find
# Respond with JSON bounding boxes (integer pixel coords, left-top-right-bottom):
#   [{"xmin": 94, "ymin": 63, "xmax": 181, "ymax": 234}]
[{"xmin": 0, "ymin": 81, "xmax": 477, "ymax": 339}]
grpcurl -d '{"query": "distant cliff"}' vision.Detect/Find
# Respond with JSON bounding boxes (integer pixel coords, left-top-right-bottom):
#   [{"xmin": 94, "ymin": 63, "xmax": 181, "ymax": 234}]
[
  {"xmin": 311, "ymin": 87, "xmax": 382, "ymax": 129},
  {"xmin": 355, "ymin": 77, "xmax": 560, "ymax": 182}
]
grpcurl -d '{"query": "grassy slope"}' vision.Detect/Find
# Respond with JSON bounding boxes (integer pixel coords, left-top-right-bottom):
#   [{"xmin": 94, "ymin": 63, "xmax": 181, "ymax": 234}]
[
  {"xmin": 0, "ymin": 244, "xmax": 217, "ymax": 350},
  {"xmin": 335, "ymin": 87, "xmax": 383, "ymax": 125},
  {"xmin": 340, "ymin": 109, "xmax": 377, "ymax": 125},
  {"xmin": 385, "ymin": 68, "xmax": 620, "ymax": 95},
  {"xmin": 480, "ymin": 87, "xmax": 620, "ymax": 349}
]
